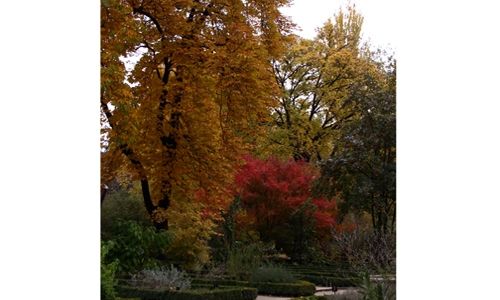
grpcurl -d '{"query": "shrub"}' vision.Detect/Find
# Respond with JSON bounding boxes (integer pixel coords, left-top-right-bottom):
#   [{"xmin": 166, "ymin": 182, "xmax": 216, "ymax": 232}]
[
  {"xmin": 251, "ymin": 280, "xmax": 315, "ymax": 297},
  {"xmin": 164, "ymin": 200, "xmax": 216, "ymax": 271},
  {"xmin": 117, "ymin": 286, "xmax": 257, "ymax": 300},
  {"xmin": 191, "ymin": 278, "xmax": 315, "ymax": 297},
  {"xmin": 234, "ymin": 156, "xmax": 339, "ymax": 261},
  {"xmin": 226, "ymin": 244, "xmax": 263, "ymax": 280},
  {"xmin": 101, "ymin": 187, "xmax": 151, "ymax": 238},
  {"xmin": 101, "ymin": 241, "xmax": 119, "ymax": 300},
  {"xmin": 191, "ymin": 278, "xmax": 248, "ymax": 286},
  {"xmin": 130, "ymin": 265, "xmax": 191, "ymax": 291},
  {"xmin": 250, "ymin": 266, "xmax": 295, "ymax": 283},
  {"xmin": 358, "ymin": 273, "xmax": 395, "ymax": 300},
  {"xmin": 107, "ymin": 220, "xmax": 171, "ymax": 273},
  {"xmin": 332, "ymin": 230, "xmax": 395, "ymax": 274},
  {"xmin": 296, "ymin": 274, "xmax": 359, "ymax": 287}
]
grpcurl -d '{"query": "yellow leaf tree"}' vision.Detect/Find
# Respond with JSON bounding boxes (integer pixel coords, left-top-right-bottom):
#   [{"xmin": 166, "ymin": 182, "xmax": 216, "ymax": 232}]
[
  {"xmin": 262, "ymin": 6, "xmax": 374, "ymax": 162},
  {"xmin": 101, "ymin": 0, "xmax": 293, "ymax": 229}
]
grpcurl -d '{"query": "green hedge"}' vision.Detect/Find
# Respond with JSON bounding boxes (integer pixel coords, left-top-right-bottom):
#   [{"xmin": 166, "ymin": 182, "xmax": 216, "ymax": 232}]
[
  {"xmin": 295, "ymin": 274, "xmax": 359, "ymax": 287},
  {"xmin": 116, "ymin": 285, "xmax": 257, "ymax": 300},
  {"xmin": 289, "ymin": 270, "xmax": 358, "ymax": 277},
  {"xmin": 191, "ymin": 278, "xmax": 315, "ymax": 297},
  {"xmin": 252, "ymin": 280, "xmax": 315, "ymax": 297}
]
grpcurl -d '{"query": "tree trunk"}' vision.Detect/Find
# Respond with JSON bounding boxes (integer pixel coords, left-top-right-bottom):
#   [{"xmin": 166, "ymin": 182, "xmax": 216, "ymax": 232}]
[{"xmin": 100, "ymin": 184, "xmax": 108, "ymax": 205}]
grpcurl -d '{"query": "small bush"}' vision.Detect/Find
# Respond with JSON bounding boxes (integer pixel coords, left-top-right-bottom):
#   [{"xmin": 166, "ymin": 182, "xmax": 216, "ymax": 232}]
[
  {"xmin": 117, "ymin": 286, "xmax": 257, "ymax": 300},
  {"xmin": 101, "ymin": 188, "xmax": 151, "ymax": 238},
  {"xmin": 252, "ymin": 280, "xmax": 315, "ymax": 297},
  {"xmin": 226, "ymin": 244, "xmax": 263, "ymax": 280},
  {"xmin": 101, "ymin": 241, "xmax": 119, "ymax": 300},
  {"xmin": 191, "ymin": 278, "xmax": 248, "ymax": 286},
  {"xmin": 358, "ymin": 273, "xmax": 395, "ymax": 300},
  {"xmin": 129, "ymin": 265, "xmax": 191, "ymax": 290},
  {"xmin": 106, "ymin": 220, "xmax": 171, "ymax": 273},
  {"xmin": 297, "ymin": 274, "xmax": 359, "ymax": 287},
  {"xmin": 332, "ymin": 230, "xmax": 396, "ymax": 274},
  {"xmin": 250, "ymin": 266, "xmax": 295, "ymax": 283}
]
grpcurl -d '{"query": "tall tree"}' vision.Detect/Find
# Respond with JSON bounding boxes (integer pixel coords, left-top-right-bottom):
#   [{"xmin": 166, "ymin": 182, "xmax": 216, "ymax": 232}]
[
  {"xmin": 316, "ymin": 53, "xmax": 396, "ymax": 233},
  {"xmin": 101, "ymin": 0, "xmax": 293, "ymax": 229},
  {"xmin": 264, "ymin": 6, "xmax": 366, "ymax": 162}
]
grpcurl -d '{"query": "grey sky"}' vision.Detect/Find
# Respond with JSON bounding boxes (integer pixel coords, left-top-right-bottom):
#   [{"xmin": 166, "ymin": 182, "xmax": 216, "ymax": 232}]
[{"xmin": 280, "ymin": 0, "xmax": 396, "ymax": 50}]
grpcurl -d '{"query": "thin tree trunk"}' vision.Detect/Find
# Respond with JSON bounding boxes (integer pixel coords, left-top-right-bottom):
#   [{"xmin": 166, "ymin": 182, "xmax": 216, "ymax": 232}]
[{"xmin": 100, "ymin": 184, "xmax": 108, "ymax": 205}]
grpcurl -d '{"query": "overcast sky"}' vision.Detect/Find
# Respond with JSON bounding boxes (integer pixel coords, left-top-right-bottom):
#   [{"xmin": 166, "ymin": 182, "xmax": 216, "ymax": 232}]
[{"xmin": 280, "ymin": 0, "xmax": 396, "ymax": 50}]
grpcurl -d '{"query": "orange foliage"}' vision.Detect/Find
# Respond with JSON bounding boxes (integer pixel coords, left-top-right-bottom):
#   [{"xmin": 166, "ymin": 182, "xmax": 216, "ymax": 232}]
[{"xmin": 101, "ymin": 0, "xmax": 293, "ymax": 229}]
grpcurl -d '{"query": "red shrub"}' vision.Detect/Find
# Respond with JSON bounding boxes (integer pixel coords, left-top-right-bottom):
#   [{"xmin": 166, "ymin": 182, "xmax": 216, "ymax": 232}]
[{"xmin": 234, "ymin": 155, "xmax": 337, "ymax": 232}]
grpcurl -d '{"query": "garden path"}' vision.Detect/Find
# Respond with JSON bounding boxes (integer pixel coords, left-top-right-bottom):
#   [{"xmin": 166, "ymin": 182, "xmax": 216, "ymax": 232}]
[{"xmin": 256, "ymin": 286, "xmax": 359, "ymax": 299}]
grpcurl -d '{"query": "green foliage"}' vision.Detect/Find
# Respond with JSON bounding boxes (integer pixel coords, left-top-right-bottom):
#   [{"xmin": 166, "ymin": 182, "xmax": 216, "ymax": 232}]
[
  {"xmin": 191, "ymin": 278, "xmax": 248, "ymax": 287},
  {"xmin": 358, "ymin": 273, "xmax": 395, "ymax": 300},
  {"xmin": 191, "ymin": 278, "xmax": 315, "ymax": 297},
  {"xmin": 282, "ymin": 265, "xmax": 360, "ymax": 287},
  {"xmin": 165, "ymin": 199, "xmax": 215, "ymax": 271},
  {"xmin": 226, "ymin": 244, "xmax": 264, "ymax": 280},
  {"xmin": 298, "ymin": 274, "xmax": 359, "ymax": 287},
  {"xmin": 101, "ymin": 187, "xmax": 151, "ymax": 239},
  {"xmin": 117, "ymin": 285, "xmax": 258, "ymax": 300},
  {"xmin": 286, "ymin": 199, "xmax": 319, "ymax": 262},
  {"xmin": 130, "ymin": 265, "xmax": 191, "ymax": 290},
  {"xmin": 251, "ymin": 280, "xmax": 316, "ymax": 297},
  {"xmin": 107, "ymin": 220, "xmax": 171, "ymax": 273},
  {"xmin": 208, "ymin": 197, "xmax": 242, "ymax": 263},
  {"xmin": 250, "ymin": 266, "xmax": 296, "ymax": 283},
  {"xmin": 316, "ymin": 55, "xmax": 396, "ymax": 233},
  {"xmin": 101, "ymin": 241, "xmax": 119, "ymax": 300}
]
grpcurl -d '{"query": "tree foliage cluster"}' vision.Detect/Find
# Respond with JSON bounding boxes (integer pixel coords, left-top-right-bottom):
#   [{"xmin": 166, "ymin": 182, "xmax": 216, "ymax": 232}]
[
  {"xmin": 233, "ymin": 155, "xmax": 339, "ymax": 261},
  {"xmin": 101, "ymin": 1, "xmax": 396, "ymax": 271},
  {"xmin": 101, "ymin": 0, "xmax": 293, "ymax": 230},
  {"xmin": 261, "ymin": 6, "xmax": 396, "ymax": 233}
]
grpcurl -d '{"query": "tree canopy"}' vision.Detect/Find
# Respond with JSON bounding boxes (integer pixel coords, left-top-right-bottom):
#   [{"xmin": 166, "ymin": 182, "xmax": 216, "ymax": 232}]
[
  {"xmin": 261, "ymin": 6, "xmax": 368, "ymax": 162},
  {"xmin": 101, "ymin": 0, "xmax": 293, "ymax": 229}
]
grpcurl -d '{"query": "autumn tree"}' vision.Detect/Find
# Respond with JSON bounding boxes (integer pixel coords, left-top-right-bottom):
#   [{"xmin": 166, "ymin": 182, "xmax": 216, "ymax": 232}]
[
  {"xmin": 316, "ymin": 53, "xmax": 396, "ymax": 233},
  {"xmin": 234, "ymin": 155, "xmax": 338, "ymax": 260},
  {"xmin": 261, "ymin": 5, "xmax": 367, "ymax": 162},
  {"xmin": 256, "ymin": 5, "xmax": 396, "ymax": 233},
  {"xmin": 101, "ymin": 0, "xmax": 293, "ymax": 229}
]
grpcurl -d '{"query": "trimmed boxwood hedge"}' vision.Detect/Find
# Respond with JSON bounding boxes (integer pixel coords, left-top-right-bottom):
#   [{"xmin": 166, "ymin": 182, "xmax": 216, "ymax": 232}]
[
  {"xmin": 116, "ymin": 285, "xmax": 257, "ymax": 300},
  {"xmin": 295, "ymin": 274, "xmax": 359, "ymax": 287},
  {"xmin": 280, "ymin": 266, "xmax": 360, "ymax": 287},
  {"xmin": 289, "ymin": 270, "xmax": 358, "ymax": 277},
  {"xmin": 191, "ymin": 278, "xmax": 315, "ymax": 297},
  {"xmin": 251, "ymin": 280, "xmax": 315, "ymax": 297}
]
